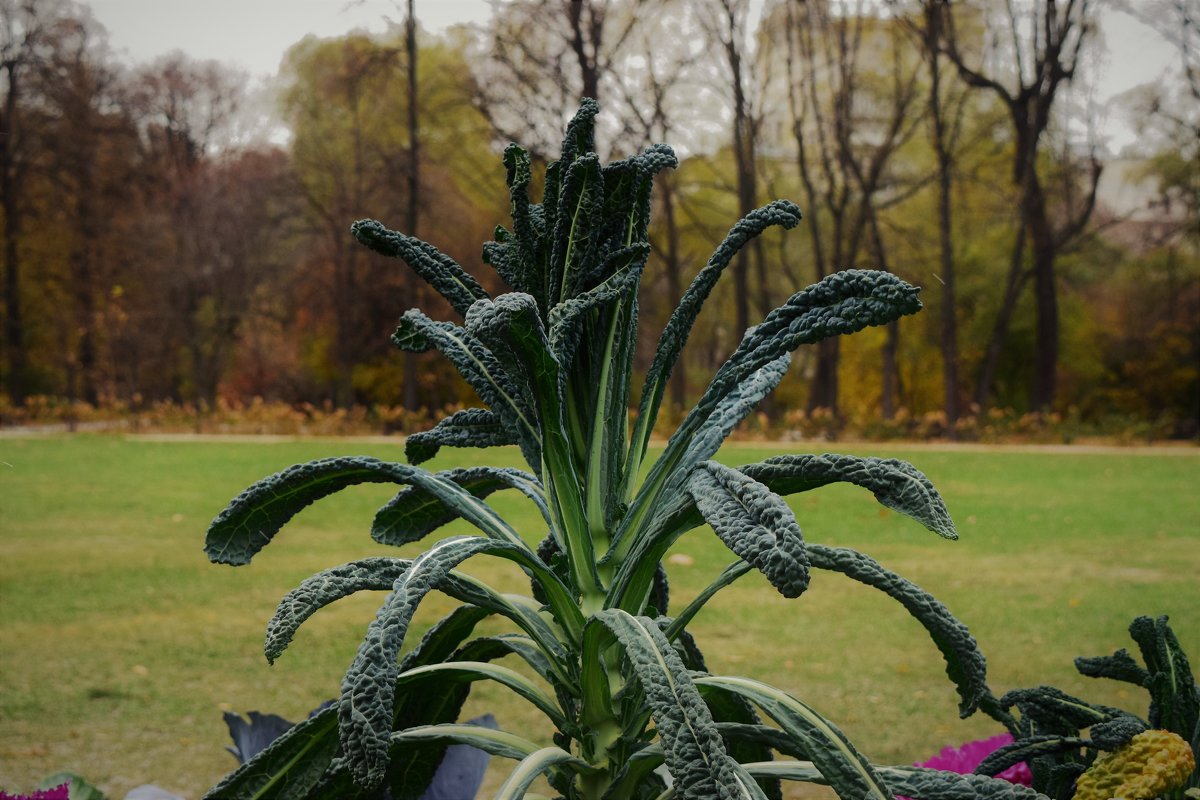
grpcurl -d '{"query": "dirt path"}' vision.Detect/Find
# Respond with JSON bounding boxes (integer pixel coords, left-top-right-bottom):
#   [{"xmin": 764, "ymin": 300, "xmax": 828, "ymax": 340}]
[{"xmin": 2, "ymin": 427, "xmax": 1196, "ymax": 456}]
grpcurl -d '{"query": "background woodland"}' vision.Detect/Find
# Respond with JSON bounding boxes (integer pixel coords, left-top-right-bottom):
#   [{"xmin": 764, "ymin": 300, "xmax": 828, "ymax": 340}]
[{"xmin": 1, "ymin": 0, "xmax": 1196, "ymax": 438}]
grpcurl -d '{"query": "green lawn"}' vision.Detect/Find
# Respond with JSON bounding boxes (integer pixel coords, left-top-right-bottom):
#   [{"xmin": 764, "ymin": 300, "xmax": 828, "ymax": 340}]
[{"xmin": 1, "ymin": 435, "xmax": 1197, "ymax": 798}]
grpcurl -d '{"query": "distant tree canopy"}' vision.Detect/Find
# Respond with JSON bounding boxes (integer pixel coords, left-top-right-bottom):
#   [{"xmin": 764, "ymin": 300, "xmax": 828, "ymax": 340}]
[{"xmin": 1, "ymin": 0, "xmax": 1196, "ymax": 435}]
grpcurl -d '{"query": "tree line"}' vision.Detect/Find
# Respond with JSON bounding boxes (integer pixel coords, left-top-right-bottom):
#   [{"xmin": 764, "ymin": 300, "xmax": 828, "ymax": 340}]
[{"xmin": 1, "ymin": 0, "xmax": 1196, "ymax": 435}]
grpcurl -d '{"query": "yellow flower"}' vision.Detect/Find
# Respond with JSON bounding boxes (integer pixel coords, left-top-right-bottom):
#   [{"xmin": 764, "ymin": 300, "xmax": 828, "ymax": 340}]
[{"xmin": 1072, "ymin": 729, "xmax": 1195, "ymax": 800}]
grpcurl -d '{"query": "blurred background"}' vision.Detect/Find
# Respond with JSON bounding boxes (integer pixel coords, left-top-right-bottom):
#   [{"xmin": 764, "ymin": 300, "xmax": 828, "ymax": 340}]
[{"xmin": 1, "ymin": 0, "xmax": 1196, "ymax": 441}]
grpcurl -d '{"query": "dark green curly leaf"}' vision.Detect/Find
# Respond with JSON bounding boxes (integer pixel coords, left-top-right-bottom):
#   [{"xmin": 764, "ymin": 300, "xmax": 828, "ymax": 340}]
[
  {"xmin": 630, "ymin": 200, "xmax": 803, "ymax": 476},
  {"xmin": 741, "ymin": 761, "xmax": 1049, "ymax": 799},
  {"xmin": 696, "ymin": 676, "xmax": 892, "ymax": 800},
  {"xmin": 807, "ymin": 544, "xmax": 990, "ymax": 717},
  {"xmin": 703, "ymin": 716, "xmax": 783, "ymax": 799},
  {"xmin": 384, "ymin": 605, "xmax": 494, "ymax": 799},
  {"xmin": 547, "ymin": 243, "xmax": 648, "ymax": 378},
  {"xmin": 738, "ymin": 454, "xmax": 957, "ymax": 539},
  {"xmin": 973, "ymin": 735, "xmax": 1092, "ymax": 780},
  {"xmin": 351, "ymin": 219, "xmax": 488, "ymax": 317},
  {"xmin": 392, "ymin": 310, "xmax": 542, "ymax": 470},
  {"xmin": 500, "ymin": 145, "xmax": 545, "ymax": 307},
  {"xmin": 204, "ymin": 705, "xmax": 340, "ymax": 800},
  {"xmin": 550, "ymin": 153, "xmax": 604, "ymax": 303},
  {"xmin": 339, "ymin": 537, "xmax": 517, "ymax": 788},
  {"xmin": 265, "ymin": 557, "xmax": 411, "ymax": 663},
  {"xmin": 404, "ymin": 408, "xmax": 518, "ymax": 465},
  {"xmin": 998, "ymin": 686, "xmax": 1127, "ymax": 734},
  {"xmin": 207, "ymin": 457, "xmax": 521, "ymax": 565},
  {"xmin": 873, "ymin": 766, "xmax": 1048, "ymax": 799},
  {"xmin": 558, "ymin": 98, "xmax": 598, "ymax": 174},
  {"xmin": 587, "ymin": 610, "xmax": 761, "ymax": 800},
  {"xmin": 681, "ymin": 355, "xmax": 792, "ymax": 472},
  {"xmin": 618, "ymin": 270, "xmax": 922, "ymax": 570},
  {"xmin": 682, "ymin": 270, "xmax": 920, "ymax": 447},
  {"xmin": 464, "ymin": 293, "xmax": 559, "ymax": 412},
  {"xmin": 1087, "ymin": 714, "xmax": 1147, "ymax": 749},
  {"xmin": 372, "ymin": 466, "xmax": 546, "ymax": 547},
  {"xmin": 687, "ymin": 461, "xmax": 808, "ymax": 599},
  {"xmin": 595, "ymin": 143, "xmax": 677, "ymax": 274},
  {"xmin": 1128, "ymin": 615, "xmax": 1199, "ymax": 738},
  {"xmin": 1074, "ymin": 647, "xmax": 1151, "ymax": 687}
]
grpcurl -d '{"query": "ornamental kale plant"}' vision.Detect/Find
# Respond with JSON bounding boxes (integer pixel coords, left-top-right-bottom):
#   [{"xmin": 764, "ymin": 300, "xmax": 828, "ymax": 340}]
[
  {"xmin": 970, "ymin": 615, "xmax": 1198, "ymax": 800},
  {"xmin": 202, "ymin": 101, "xmax": 1035, "ymax": 800}
]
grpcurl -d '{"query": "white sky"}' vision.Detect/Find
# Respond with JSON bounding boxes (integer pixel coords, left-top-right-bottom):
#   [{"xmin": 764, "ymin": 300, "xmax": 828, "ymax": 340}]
[{"xmin": 82, "ymin": 0, "xmax": 1178, "ymax": 153}]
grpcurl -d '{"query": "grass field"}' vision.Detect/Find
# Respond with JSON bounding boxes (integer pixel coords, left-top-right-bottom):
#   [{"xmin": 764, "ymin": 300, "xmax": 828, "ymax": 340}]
[{"xmin": 1, "ymin": 435, "xmax": 1197, "ymax": 798}]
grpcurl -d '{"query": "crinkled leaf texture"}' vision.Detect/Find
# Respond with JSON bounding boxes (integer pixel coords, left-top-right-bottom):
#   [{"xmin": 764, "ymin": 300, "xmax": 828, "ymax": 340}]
[
  {"xmin": 696, "ymin": 676, "xmax": 893, "ymax": 800},
  {"xmin": 687, "ymin": 460, "xmax": 809, "ymax": 599},
  {"xmin": 265, "ymin": 558, "xmax": 410, "ymax": 663},
  {"xmin": 404, "ymin": 408, "xmax": 517, "ymax": 465},
  {"xmin": 739, "ymin": 454, "xmax": 957, "ymax": 539},
  {"xmin": 372, "ymin": 466, "xmax": 546, "ymax": 547},
  {"xmin": 742, "ymin": 761, "xmax": 1050, "ymax": 799},
  {"xmin": 338, "ymin": 536, "xmax": 574, "ymax": 790},
  {"xmin": 205, "ymin": 457, "xmax": 521, "ymax": 565},
  {"xmin": 204, "ymin": 705, "xmax": 340, "ymax": 800},
  {"xmin": 392, "ymin": 311, "xmax": 543, "ymax": 470},
  {"xmin": 350, "ymin": 219, "xmax": 489, "ymax": 317},
  {"xmin": 587, "ymin": 610, "xmax": 769, "ymax": 800}
]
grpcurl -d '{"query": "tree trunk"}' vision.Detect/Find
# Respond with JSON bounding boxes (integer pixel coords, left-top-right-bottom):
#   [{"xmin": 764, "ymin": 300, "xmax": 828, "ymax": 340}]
[
  {"xmin": 403, "ymin": 0, "xmax": 420, "ymax": 412},
  {"xmin": 809, "ymin": 338, "xmax": 839, "ymax": 413},
  {"xmin": 660, "ymin": 172, "xmax": 686, "ymax": 413},
  {"xmin": 568, "ymin": 0, "xmax": 601, "ymax": 102},
  {"xmin": 1, "ymin": 62, "xmax": 26, "ymax": 405},
  {"xmin": 974, "ymin": 226, "xmax": 1028, "ymax": 409},
  {"xmin": 1024, "ymin": 175, "xmax": 1058, "ymax": 411},
  {"xmin": 71, "ymin": 159, "xmax": 100, "ymax": 407},
  {"xmin": 925, "ymin": 2, "xmax": 959, "ymax": 426},
  {"xmin": 881, "ymin": 321, "xmax": 899, "ymax": 420}
]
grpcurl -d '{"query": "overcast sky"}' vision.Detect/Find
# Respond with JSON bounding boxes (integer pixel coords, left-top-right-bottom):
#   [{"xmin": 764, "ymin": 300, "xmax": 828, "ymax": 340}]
[{"xmin": 82, "ymin": 0, "xmax": 1177, "ymax": 153}]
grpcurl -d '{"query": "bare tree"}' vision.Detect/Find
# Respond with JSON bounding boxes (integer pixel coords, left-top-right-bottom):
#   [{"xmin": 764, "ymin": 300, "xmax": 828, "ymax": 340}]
[
  {"xmin": 0, "ymin": 0, "xmax": 69, "ymax": 404},
  {"xmin": 403, "ymin": 0, "xmax": 420, "ymax": 410},
  {"xmin": 779, "ymin": 0, "xmax": 924, "ymax": 417},
  {"xmin": 471, "ymin": 0, "xmax": 643, "ymax": 157},
  {"xmin": 613, "ymin": 0, "xmax": 703, "ymax": 413},
  {"xmin": 282, "ymin": 35, "xmax": 404, "ymax": 407},
  {"xmin": 701, "ymin": 0, "xmax": 765, "ymax": 338},
  {"xmin": 901, "ymin": 0, "xmax": 973, "ymax": 426},
  {"xmin": 942, "ymin": 0, "xmax": 1101, "ymax": 411}
]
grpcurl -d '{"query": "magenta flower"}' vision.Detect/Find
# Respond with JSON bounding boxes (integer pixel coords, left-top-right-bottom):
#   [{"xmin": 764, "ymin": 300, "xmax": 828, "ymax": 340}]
[
  {"xmin": 916, "ymin": 733, "xmax": 1033, "ymax": 785},
  {"xmin": 0, "ymin": 785, "xmax": 69, "ymax": 800}
]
